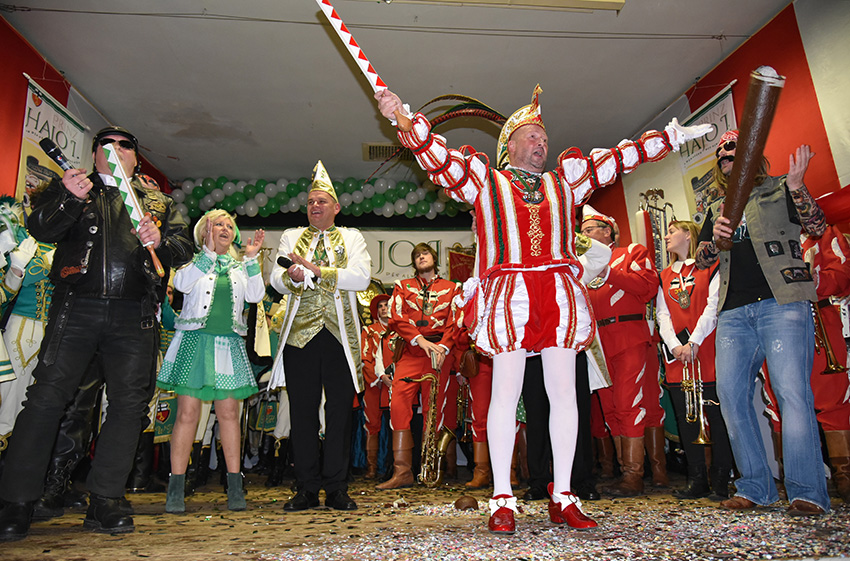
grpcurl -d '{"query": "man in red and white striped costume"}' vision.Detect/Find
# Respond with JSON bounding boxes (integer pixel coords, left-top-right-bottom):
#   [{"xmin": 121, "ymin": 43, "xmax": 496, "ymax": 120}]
[{"xmin": 376, "ymin": 85, "xmax": 711, "ymax": 535}]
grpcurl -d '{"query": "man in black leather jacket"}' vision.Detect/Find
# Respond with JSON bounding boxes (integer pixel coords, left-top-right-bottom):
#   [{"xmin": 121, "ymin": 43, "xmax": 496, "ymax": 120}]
[{"xmin": 0, "ymin": 127, "xmax": 193, "ymax": 541}]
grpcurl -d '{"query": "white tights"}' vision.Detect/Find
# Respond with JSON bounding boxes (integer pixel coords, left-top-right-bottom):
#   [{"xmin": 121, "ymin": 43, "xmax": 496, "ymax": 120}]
[{"xmin": 487, "ymin": 347, "xmax": 578, "ymax": 498}]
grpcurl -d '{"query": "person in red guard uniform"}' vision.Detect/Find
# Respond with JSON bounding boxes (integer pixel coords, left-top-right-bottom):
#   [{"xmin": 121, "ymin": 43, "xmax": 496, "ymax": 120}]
[
  {"xmin": 360, "ymin": 294, "xmax": 395, "ymax": 480},
  {"xmin": 377, "ymin": 243, "xmax": 462, "ymax": 489}
]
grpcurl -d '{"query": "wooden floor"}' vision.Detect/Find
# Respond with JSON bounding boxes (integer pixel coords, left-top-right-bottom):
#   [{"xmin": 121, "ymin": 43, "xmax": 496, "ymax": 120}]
[{"xmin": 3, "ymin": 471, "xmax": 849, "ymax": 561}]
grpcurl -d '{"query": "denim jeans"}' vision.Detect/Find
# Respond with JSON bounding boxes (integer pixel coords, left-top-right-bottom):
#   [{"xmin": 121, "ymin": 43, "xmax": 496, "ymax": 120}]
[{"xmin": 716, "ymin": 298, "xmax": 829, "ymax": 512}]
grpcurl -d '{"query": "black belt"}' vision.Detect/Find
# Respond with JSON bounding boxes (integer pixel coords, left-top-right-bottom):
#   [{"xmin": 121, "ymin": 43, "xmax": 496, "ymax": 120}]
[
  {"xmin": 816, "ymin": 298, "xmax": 831, "ymax": 309},
  {"xmin": 597, "ymin": 314, "xmax": 644, "ymax": 327},
  {"xmin": 422, "ymin": 334, "xmax": 442, "ymax": 343}
]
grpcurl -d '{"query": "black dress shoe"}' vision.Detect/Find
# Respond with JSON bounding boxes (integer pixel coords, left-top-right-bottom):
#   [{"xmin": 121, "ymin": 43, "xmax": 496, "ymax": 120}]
[
  {"xmin": 572, "ymin": 480, "xmax": 601, "ymax": 501},
  {"xmin": 522, "ymin": 486, "xmax": 550, "ymax": 501},
  {"xmin": 64, "ymin": 488, "xmax": 89, "ymax": 509},
  {"xmin": 283, "ymin": 490, "xmax": 319, "ymax": 511},
  {"xmin": 118, "ymin": 496, "xmax": 135, "ymax": 515},
  {"xmin": 32, "ymin": 493, "xmax": 65, "ymax": 521},
  {"xmin": 0, "ymin": 501, "xmax": 33, "ymax": 542},
  {"xmin": 325, "ymin": 489, "xmax": 357, "ymax": 511},
  {"xmin": 83, "ymin": 494, "xmax": 134, "ymax": 534}
]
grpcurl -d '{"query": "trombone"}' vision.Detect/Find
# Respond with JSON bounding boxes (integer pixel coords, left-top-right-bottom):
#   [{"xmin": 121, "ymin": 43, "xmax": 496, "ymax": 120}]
[{"xmin": 681, "ymin": 343, "xmax": 712, "ymax": 445}]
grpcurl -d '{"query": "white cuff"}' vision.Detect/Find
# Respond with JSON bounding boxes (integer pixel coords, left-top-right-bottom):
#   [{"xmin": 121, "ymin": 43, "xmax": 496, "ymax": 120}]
[{"xmin": 488, "ymin": 495, "xmax": 518, "ymax": 514}]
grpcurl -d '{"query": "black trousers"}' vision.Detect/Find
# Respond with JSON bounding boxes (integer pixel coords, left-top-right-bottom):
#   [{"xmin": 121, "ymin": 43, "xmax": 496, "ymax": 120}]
[
  {"xmin": 0, "ymin": 297, "xmax": 157, "ymax": 502},
  {"xmin": 283, "ymin": 328, "xmax": 356, "ymax": 495},
  {"xmin": 522, "ymin": 352, "xmax": 594, "ymax": 490},
  {"xmin": 667, "ymin": 382, "xmax": 734, "ymax": 470}
]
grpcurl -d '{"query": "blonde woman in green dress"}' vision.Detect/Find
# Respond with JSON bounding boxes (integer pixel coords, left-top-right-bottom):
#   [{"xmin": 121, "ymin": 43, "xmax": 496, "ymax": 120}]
[{"xmin": 158, "ymin": 209, "xmax": 265, "ymax": 513}]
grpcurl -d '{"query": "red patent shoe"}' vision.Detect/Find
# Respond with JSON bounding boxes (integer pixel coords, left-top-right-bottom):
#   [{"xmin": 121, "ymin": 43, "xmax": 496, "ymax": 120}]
[
  {"xmin": 547, "ymin": 483, "xmax": 597, "ymax": 530},
  {"xmin": 487, "ymin": 495, "xmax": 517, "ymax": 535}
]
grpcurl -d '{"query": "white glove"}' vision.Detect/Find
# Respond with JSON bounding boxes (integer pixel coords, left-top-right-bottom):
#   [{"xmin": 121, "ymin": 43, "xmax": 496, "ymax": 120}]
[
  {"xmin": 666, "ymin": 117, "xmax": 714, "ymax": 146},
  {"xmin": 0, "ymin": 228, "xmax": 16, "ymax": 255},
  {"xmin": 9, "ymin": 236, "xmax": 38, "ymax": 272}
]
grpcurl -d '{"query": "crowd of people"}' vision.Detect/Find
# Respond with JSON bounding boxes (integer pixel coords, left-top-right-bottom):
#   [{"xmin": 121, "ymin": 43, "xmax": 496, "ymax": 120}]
[{"xmin": 0, "ymin": 82, "xmax": 848, "ymax": 544}]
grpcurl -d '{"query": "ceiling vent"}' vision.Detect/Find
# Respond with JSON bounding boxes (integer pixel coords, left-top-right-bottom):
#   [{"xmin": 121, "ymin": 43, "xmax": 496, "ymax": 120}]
[{"xmin": 362, "ymin": 142, "xmax": 413, "ymax": 162}]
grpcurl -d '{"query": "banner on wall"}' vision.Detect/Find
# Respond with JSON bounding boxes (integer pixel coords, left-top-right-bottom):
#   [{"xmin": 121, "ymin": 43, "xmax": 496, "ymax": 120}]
[
  {"xmin": 16, "ymin": 76, "xmax": 87, "ymax": 206},
  {"xmin": 679, "ymin": 83, "xmax": 737, "ymax": 224},
  {"xmin": 255, "ymin": 228, "xmax": 475, "ymax": 288}
]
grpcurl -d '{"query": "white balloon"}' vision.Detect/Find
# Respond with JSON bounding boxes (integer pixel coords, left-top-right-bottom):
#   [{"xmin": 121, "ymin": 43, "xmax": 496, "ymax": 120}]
[
  {"xmin": 288, "ymin": 199, "xmax": 300, "ymax": 212},
  {"xmin": 385, "ymin": 179, "xmax": 396, "ymax": 190},
  {"xmin": 405, "ymin": 192, "xmax": 418, "ymax": 205},
  {"xmin": 373, "ymin": 206, "xmax": 383, "ymax": 216},
  {"xmin": 202, "ymin": 194, "xmax": 215, "ymax": 207},
  {"xmin": 181, "ymin": 179, "xmax": 194, "ymax": 192},
  {"xmin": 170, "ymin": 189, "xmax": 186, "ymax": 203},
  {"xmin": 235, "ymin": 204, "xmax": 246, "ymax": 215},
  {"xmin": 433, "ymin": 200, "xmax": 446, "ymax": 213},
  {"xmin": 426, "ymin": 208, "xmax": 437, "ymax": 220},
  {"xmin": 211, "ymin": 189, "xmax": 225, "ymax": 202},
  {"xmin": 244, "ymin": 201, "xmax": 259, "ymax": 217},
  {"xmin": 339, "ymin": 193, "xmax": 352, "ymax": 207},
  {"xmin": 296, "ymin": 191, "xmax": 309, "ymax": 205},
  {"xmin": 264, "ymin": 184, "xmax": 278, "ymax": 198},
  {"xmin": 254, "ymin": 193, "xmax": 269, "ymax": 207},
  {"xmin": 352, "ymin": 191, "xmax": 364, "ymax": 204},
  {"xmin": 394, "ymin": 199, "xmax": 408, "ymax": 214},
  {"xmin": 382, "ymin": 202, "xmax": 395, "ymax": 218},
  {"xmin": 416, "ymin": 187, "xmax": 427, "ymax": 200},
  {"xmin": 277, "ymin": 178, "xmax": 288, "ymax": 189},
  {"xmin": 362, "ymin": 184, "xmax": 375, "ymax": 198},
  {"xmin": 236, "ymin": 181, "xmax": 247, "ymax": 192},
  {"xmin": 223, "ymin": 182, "xmax": 237, "ymax": 196},
  {"xmin": 175, "ymin": 202, "xmax": 188, "ymax": 217}
]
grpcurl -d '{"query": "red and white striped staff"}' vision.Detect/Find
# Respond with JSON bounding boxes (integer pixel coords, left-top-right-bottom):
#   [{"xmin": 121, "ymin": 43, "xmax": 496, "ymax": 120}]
[{"xmin": 314, "ymin": 0, "xmax": 411, "ymax": 130}]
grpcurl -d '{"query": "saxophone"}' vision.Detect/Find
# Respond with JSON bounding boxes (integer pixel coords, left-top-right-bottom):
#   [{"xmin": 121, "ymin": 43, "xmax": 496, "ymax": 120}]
[{"xmin": 401, "ymin": 350, "xmax": 449, "ymax": 487}]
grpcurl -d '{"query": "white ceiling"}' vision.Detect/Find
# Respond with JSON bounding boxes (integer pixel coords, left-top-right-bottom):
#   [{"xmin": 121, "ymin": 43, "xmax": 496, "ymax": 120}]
[{"xmin": 4, "ymin": 0, "xmax": 792, "ymax": 185}]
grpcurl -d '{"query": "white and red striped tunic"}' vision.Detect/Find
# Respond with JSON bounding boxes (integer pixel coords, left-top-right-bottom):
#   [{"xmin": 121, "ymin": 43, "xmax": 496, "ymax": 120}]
[{"xmin": 397, "ymin": 113, "xmax": 678, "ymax": 357}]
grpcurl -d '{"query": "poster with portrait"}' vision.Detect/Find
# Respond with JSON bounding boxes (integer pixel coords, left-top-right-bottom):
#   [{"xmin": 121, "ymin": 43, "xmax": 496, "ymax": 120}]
[
  {"xmin": 16, "ymin": 78, "xmax": 87, "ymax": 209},
  {"xmin": 679, "ymin": 85, "xmax": 737, "ymax": 224}
]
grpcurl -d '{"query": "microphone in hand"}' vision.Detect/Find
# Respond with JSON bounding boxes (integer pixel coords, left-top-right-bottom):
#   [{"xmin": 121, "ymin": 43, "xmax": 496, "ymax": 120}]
[
  {"xmin": 39, "ymin": 138, "xmax": 73, "ymax": 172},
  {"xmin": 277, "ymin": 256, "xmax": 293, "ymax": 269}
]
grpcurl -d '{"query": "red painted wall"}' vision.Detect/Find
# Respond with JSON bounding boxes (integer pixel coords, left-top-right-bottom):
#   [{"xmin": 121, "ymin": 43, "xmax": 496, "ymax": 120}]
[
  {"xmin": 686, "ymin": 4, "xmax": 840, "ymax": 198},
  {"xmin": 0, "ymin": 18, "xmax": 69, "ymax": 197},
  {"xmin": 0, "ymin": 18, "xmax": 170, "ymax": 196}
]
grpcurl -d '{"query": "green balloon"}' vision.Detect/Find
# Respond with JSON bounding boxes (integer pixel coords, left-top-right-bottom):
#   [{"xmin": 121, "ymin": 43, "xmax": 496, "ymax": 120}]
[
  {"xmin": 256, "ymin": 179, "xmax": 268, "ymax": 192},
  {"xmin": 232, "ymin": 192, "xmax": 247, "ymax": 205},
  {"xmin": 192, "ymin": 186, "xmax": 206, "ymax": 200},
  {"xmin": 404, "ymin": 206, "xmax": 417, "ymax": 219},
  {"xmin": 343, "ymin": 177, "xmax": 357, "ymax": 193},
  {"xmin": 185, "ymin": 196, "xmax": 199, "ymax": 209},
  {"xmin": 276, "ymin": 192, "xmax": 290, "ymax": 205},
  {"xmin": 286, "ymin": 183, "xmax": 300, "ymax": 197},
  {"xmin": 425, "ymin": 191, "xmax": 438, "ymax": 203},
  {"xmin": 371, "ymin": 193, "xmax": 386, "ymax": 207},
  {"xmin": 266, "ymin": 199, "xmax": 279, "ymax": 213},
  {"xmin": 333, "ymin": 180, "xmax": 343, "ymax": 192},
  {"xmin": 216, "ymin": 176, "xmax": 228, "ymax": 189},
  {"xmin": 202, "ymin": 178, "xmax": 215, "ymax": 192},
  {"xmin": 446, "ymin": 205, "xmax": 458, "ymax": 217},
  {"xmin": 351, "ymin": 203, "xmax": 363, "ymax": 217},
  {"xmin": 416, "ymin": 200, "xmax": 429, "ymax": 214},
  {"xmin": 340, "ymin": 205, "xmax": 351, "ymax": 216},
  {"xmin": 243, "ymin": 184, "xmax": 257, "ymax": 200},
  {"xmin": 297, "ymin": 177, "xmax": 310, "ymax": 191},
  {"xmin": 361, "ymin": 199, "xmax": 373, "ymax": 212},
  {"xmin": 188, "ymin": 206, "xmax": 201, "ymax": 218},
  {"xmin": 384, "ymin": 188, "xmax": 398, "ymax": 203},
  {"xmin": 222, "ymin": 198, "xmax": 236, "ymax": 212},
  {"xmin": 259, "ymin": 207, "xmax": 270, "ymax": 218}
]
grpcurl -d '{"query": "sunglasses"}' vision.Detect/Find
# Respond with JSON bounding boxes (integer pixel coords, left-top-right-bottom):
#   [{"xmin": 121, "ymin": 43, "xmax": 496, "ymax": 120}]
[
  {"xmin": 98, "ymin": 138, "xmax": 136, "ymax": 150},
  {"xmin": 715, "ymin": 140, "xmax": 736, "ymax": 156}
]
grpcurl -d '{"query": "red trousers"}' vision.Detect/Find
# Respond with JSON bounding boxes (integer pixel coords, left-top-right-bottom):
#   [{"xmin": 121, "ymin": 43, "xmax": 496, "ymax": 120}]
[{"xmin": 596, "ymin": 341, "xmax": 651, "ymax": 438}]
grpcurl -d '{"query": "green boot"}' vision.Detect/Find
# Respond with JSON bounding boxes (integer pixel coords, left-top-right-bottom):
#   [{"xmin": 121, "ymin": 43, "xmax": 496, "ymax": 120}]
[
  {"xmin": 226, "ymin": 472, "xmax": 246, "ymax": 511},
  {"xmin": 166, "ymin": 473, "xmax": 186, "ymax": 514}
]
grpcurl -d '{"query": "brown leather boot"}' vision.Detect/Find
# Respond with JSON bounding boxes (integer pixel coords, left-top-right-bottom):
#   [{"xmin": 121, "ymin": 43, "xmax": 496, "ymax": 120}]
[
  {"xmin": 364, "ymin": 433, "xmax": 380, "ymax": 479},
  {"xmin": 595, "ymin": 436, "xmax": 616, "ymax": 480},
  {"xmin": 445, "ymin": 439, "xmax": 458, "ymax": 480},
  {"xmin": 825, "ymin": 430, "xmax": 850, "ymax": 503},
  {"xmin": 604, "ymin": 436, "xmax": 644, "ymax": 497},
  {"xmin": 645, "ymin": 426, "xmax": 669, "ymax": 487},
  {"xmin": 465, "ymin": 441, "xmax": 492, "ymax": 489},
  {"xmin": 376, "ymin": 430, "xmax": 415, "ymax": 490}
]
